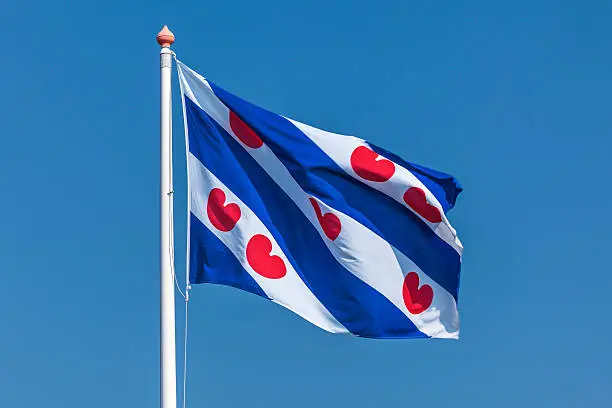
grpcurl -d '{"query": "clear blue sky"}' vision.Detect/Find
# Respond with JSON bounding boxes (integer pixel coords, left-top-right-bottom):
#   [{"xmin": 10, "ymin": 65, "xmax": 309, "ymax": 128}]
[{"xmin": 2, "ymin": 1, "xmax": 611, "ymax": 407}]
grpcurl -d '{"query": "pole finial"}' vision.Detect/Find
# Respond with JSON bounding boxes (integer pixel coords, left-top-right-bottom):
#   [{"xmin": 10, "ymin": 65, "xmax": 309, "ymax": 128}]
[{"xmin": 156, "ymin": 25, "xmax": 175, "ymax": 48}]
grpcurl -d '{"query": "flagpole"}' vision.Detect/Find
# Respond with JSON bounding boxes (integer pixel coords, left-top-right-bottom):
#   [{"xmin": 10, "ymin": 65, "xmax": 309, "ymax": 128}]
[{"xmin": 157, "ymin": 25, "xmax": 177, "ymax": 408}]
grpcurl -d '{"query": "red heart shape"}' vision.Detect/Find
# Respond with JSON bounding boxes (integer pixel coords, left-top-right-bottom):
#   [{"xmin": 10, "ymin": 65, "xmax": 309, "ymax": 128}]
[
  {"xmin": 350, "ymin": 146, "xmax": 395, "ymax": 182},
  {"xmin": 229, "ymin": 111, "xmax": 263, "ymax": 148},
  {"xmin": 402, "ymin": 272, "xmax": 433, "ymax": 315},
  {"xmin": 309, "ymin": 198, "xmax": 342, "ymax": 241},
  {"xmin": 246, "ymin": 234, "xmax": 287, "ymax": 279},
  {"xmin": 403, "ymin": 187, "xmax": 442, "ymax": 223},
  {"xmin": 207, "ymin": 188, "xmax": 241, "ymax": 232}
]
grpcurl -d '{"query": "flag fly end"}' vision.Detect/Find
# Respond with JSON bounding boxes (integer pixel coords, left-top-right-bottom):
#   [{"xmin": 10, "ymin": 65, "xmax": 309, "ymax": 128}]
[{"xmin": 156, "ymin": 25, "xmax": 175, "ymax": 47}]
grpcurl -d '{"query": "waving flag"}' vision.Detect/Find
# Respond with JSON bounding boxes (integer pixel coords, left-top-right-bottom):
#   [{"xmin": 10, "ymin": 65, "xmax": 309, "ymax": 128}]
[{"xmin": 177, "ymin": 61, "xmax": 463, "ymax": 339}]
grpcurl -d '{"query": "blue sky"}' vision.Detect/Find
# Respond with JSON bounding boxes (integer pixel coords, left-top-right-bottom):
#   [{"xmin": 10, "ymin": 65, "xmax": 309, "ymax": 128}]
[{"xmin": 2, "ymin": 1, "xmax": 611, "ymax": 407}]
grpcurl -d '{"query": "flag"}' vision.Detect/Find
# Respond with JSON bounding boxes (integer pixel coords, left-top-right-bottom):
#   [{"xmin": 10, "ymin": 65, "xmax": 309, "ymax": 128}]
[{"xmin": 177, "ymin": 60, "xmax": 463, "ymax": 339}]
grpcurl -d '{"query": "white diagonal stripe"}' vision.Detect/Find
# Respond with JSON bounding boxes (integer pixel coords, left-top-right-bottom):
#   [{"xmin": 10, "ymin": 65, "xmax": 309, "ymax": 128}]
[
  {"xmin": 289, "ymin": 119, "xmax": 463, "ymax": 254},
  {"xmin": 188, "ymin": 151, "xmax": 347, "ymax": 334}
]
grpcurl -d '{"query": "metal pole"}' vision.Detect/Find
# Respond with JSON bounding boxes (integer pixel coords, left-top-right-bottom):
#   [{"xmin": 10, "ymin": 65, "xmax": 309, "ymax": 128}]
[{"xmin": 157, "ymin": 25, "xmax": 177, "ymax": 408}]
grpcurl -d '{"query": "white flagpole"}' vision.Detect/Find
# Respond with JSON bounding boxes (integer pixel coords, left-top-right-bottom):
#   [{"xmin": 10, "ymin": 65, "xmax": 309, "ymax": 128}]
[{"xmin": 157, "ymin": 25, "xmax": 177, "ymax": 408}]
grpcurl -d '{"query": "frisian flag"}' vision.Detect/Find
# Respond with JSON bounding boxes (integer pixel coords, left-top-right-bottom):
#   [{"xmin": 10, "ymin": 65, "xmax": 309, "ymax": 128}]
[{"xmin": 177, "ymin": 61, "xmax": 463, "ymax": 339}]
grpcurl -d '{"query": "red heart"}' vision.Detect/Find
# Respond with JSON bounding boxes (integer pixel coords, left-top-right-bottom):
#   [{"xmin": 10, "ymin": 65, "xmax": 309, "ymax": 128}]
[
  {"xmin": 309, "ymin": 198, "xmax": 342, "ymax": 241},
  {"xmin": 229, "ymin": 111, "xmax": 263, "ymax": 148},
  {"xmin": 350, "ymin": 146, "xmax": 395, "ymax": 182},
  {"xmin": 207, "ymin": 188, "xmax": 241, "ymax": 232},
  {"xmin": 246, "ymin": 234, "xmax": 287, "ymax": 279},
  {"xmin": 403, "ymin": 187, "xmax": 442, "ymax": 223},
  {"xmin": 402, "ymin": 272, "xmax": 433, "ymax": 315}
]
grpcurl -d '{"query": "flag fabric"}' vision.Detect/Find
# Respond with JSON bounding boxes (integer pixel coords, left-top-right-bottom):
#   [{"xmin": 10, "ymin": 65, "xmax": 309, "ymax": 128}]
[{"xmin": 177, "ymin": 60, "xmax": 463, "ymax": 339}]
